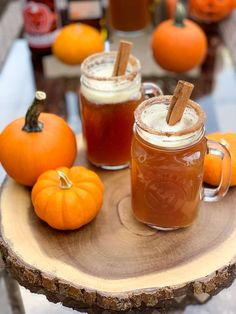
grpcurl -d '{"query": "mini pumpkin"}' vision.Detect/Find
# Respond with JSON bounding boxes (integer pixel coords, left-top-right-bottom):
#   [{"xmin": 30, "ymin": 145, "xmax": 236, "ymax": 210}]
[
  {"xmin": 152, "ymin": 2, "xmax": 207, "ymax": 73},
  {"xmin": 32, "ymin": 166, "xmax": 104, "ymax": 230},
  {"xmin": 204, "ymin": 132, "xmax": 236, "ymax": 186},
  {"xmin": 189, "ymin": 0, "xmax": 234, "ymax": 23},
  {"xmin": 0, "ymin": 91, "xmax": 77, "ymax": 186},
  {"xmin": 52, "ymin": 23, "xmax": 104, "ymax": 65}
]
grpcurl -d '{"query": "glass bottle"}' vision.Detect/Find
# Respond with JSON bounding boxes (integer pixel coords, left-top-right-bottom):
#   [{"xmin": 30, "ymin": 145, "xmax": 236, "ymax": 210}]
[{"xmin": 22, "ymin": 0, "xmax": 60, "ymax": 55}]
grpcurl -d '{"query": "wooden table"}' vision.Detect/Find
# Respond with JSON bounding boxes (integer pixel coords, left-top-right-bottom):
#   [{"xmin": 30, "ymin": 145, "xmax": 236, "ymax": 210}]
[{"xmin": 1, "ymin": 22, "xmax": 236, "ymax": 313}]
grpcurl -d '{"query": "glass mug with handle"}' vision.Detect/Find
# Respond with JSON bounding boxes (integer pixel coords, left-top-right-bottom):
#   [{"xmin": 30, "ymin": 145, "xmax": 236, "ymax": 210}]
[
  {"xmin": 131, "ymin": 96, "xmax": 231, "ymax": 230},
  {"xmin": 80, "ymin": 52, "xmax": 162, "ymax": 170}
]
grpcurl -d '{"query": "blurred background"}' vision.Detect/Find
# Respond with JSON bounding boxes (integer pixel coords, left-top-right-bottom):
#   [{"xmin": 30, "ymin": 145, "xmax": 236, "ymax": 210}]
[{"xmin": 1, "ymin": 0, "xmax": 236, "ymax": 313}]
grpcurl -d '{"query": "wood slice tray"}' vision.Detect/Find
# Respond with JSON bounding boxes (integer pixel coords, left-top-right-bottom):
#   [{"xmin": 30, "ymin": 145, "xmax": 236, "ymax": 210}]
[{"xmin": 1, "ymin": 143, "xmax": 236, "ymax": 312}]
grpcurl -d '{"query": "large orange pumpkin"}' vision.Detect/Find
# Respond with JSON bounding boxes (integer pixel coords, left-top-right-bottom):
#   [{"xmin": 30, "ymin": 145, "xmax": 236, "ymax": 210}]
[
  {"xmin": 52, "ymin": 23, "xmax": 104, "ymax": 65},
  {"xmin": 189, "ymin": 0, "xmax": 234, "ymax": 22},
  {"xmin": 0, "ymin": 91, "xmax": 77, "ymax": 186},
  {"xmin": 32, "ymin": 166, "xmax": 104, "ymax": 230},
  {"xmin": 152, "ymin": 2, "xmax": 207, "ymax": 73},
  {"xmin": 204, "ymin": 132, "xmax": 236, "ymax": 186}
]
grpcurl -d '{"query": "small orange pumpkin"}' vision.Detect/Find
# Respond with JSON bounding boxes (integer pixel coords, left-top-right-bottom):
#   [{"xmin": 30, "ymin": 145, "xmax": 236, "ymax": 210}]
[
  {"xmin": 0, "ymin": 91, "xmax": 77, "ymax": 186},
  {"xmin": 152, "ymin": 2, "xmax": 207, "ymax": 73},
  {"xmin": 189, "ymin": 0, "xmax": 234, "ymax": 22},
  {"xmin": 52, "ymin": 23, "xmax": 104, "ymax": 65},
  {"xmin": 204, "ymin": 132, "xmax": 236, "ymax": 186},
  {"xmin": 32, "ymin": 166, "xmax": 104, "ymax": 230}
]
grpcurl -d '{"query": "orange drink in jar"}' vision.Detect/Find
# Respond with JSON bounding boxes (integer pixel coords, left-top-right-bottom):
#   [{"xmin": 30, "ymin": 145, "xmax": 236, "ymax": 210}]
[
  {"xmin": 80, "ymin": 52, "xmax": 162, "ymax": 170},
  {"xmin": 131, "ymin": 96, "xmax": 231, "ymax": 230}
]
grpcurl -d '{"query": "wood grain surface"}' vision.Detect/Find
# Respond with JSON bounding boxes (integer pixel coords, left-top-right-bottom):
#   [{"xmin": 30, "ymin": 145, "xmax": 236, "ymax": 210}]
[{"xmin": 1, "ymin": 141, "xmax": 236, "ymax": 311}]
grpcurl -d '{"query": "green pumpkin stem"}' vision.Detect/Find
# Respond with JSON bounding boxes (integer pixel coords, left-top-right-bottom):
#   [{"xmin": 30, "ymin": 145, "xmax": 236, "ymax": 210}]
[
  {"xmin": 174, "ymin": 1, "xmax": 186, "ymax": 27},
  {"xmin": 57, "ymin": 170, "xmax": 73, "ymax": 189},
  {"xmin": 22, "ymin": 91, "xmax": 46, "ymax": 132}
]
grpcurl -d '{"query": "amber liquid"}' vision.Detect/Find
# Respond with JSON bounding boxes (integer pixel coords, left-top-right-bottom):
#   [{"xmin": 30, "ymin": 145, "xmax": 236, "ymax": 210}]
[
  {"xmin": 131, "ymin": 133, "xmax": 207, "ymax": 228},
  {"xmin": 109, "ymin": 0, "xmax": 151, "ymax": 32},
  {"xmin": 80, "ymin": 93, "xmax": 142, "ymax": 167}
]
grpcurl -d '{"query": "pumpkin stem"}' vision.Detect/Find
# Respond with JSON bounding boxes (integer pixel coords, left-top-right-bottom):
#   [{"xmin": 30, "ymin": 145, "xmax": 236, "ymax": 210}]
[
  {"xmin": 22, "ymin": 91, "xmax": 46, "ymax": 132},
  {"xmin": 174, "ymin": 1, "xmax": 186, "ymax": 27},
  {"xmin": 57, "ymin": 170, "xmax": 73, "ymax": 189}
]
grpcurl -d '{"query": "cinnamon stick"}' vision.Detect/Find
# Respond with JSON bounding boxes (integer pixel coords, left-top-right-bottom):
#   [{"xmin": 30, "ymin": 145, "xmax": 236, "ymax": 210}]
[
  {"xmin": 113, "ymin": 40, "xmax": 133, "ymax": 76},
  {"xmin": 166, "ymin": 80, "xmax": 194, "ymax": 125}
]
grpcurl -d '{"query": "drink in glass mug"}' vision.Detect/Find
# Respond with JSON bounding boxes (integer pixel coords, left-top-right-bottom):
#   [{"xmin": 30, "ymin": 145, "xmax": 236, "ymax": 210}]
[
  {"xmin": 109, "ymin": 0, "xmax": 152, "ymax": 34},
  {"xmin": 131, "ymin": 96, "xmax": 231, "ymax": 230},
  {"xmin": 80, "ymin": 52, "xmax": 162, "ymax": 170}
]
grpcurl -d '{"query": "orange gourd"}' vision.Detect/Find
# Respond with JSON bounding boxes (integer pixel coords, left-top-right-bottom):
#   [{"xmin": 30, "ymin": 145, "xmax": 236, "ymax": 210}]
[
  {"xmin": 189, "ymin": 0, "xmax": 234, "ymax": 22},
  {"xmin": 32, "ymin": 166, "xmax": 104, "ymax": 230},
  {"xmin": 52, "ymin": 23, "xmax": 104, "ymax": 65},
  {"xmin": 204, "ymin": 132, "xmax": 236, "ymax": 186},
  {"xmin": 0, "ymin": 91, "xmax": 77, "ymax": 186},
  {"xmin": 152, "ymin": 2, "xmax": 207, "ymax": 73}
]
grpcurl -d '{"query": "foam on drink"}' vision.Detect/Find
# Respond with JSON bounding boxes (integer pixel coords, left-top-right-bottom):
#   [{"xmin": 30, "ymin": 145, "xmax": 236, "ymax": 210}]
[
  {"xmin": 142, "ymin": 103, "xmax": 198, "ymax": 132},
  {"xmin": 80, "ymin": 62, "xmax": 141, "ymax": 105},
  {"xmin": 137, "ymin": 103, "xmax": 201, "ymax": 148}
]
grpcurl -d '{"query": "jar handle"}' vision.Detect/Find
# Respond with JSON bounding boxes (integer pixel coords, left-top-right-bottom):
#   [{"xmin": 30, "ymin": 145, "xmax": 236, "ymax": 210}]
[
  {"xmin": 202, "ymin": 140, "xmax": 231, "ymax": 202},
  {"xmin": 143, "ymin": 82, "xmax": 163, "ymax": 99}
]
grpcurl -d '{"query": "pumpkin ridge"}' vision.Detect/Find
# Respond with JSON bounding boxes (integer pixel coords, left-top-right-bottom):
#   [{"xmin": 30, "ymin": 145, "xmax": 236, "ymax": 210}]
[
  {"xmin": 33, "ymin": 188, "xmax": 58, "ymax": 221},
  {"xmin": 32, "ymin": 181, "xmax": 59, "ymax": 199},
  {"xmin": 73, "ymin": 181, "xmax": 101, "ymax": 196},
  {"xmin": 68, "ymin": 166, "xmax": 88, "ymax": 180},
  {"xmin": 74, "ymin": 180, "xmax": 103, "ymax": 190},
  {"xmin": 70, "ymin": 168, "xmax": 104, "ymax": 191},
  {"xmin": 68, "ymin": 171, "xmax": 101, "ymax": 185},
  {"xmin": 61, "ymin": 191, "xmax": 67, "ymax": 228},
  {"xmin": 44, "ymin": 191, "xmax": 64, "ymax": 228},
  {"xmin": 70, "ymin": 188, "xmax": 87, "ymax": 225},
  {"xmin": 74, "ymin": 182, "xmax": 103, "ymax": 204},
  {"xmin": 72, "ymin": 186, "xmax": 98, "ymax": 217},
  {"xmin": 74, "ymin": 177, "xmax": 103, "ymax": 191},
  {"xmin": 31, "ymin": 185, "xmax": 55, "ymax": 202},
  {"xmin": 60, "ymin": 190, "xmax": 81, "ymax": 229},
  {"xmin": 71, "ymin": 176, "xmax": 102, "ymax": 186}
]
